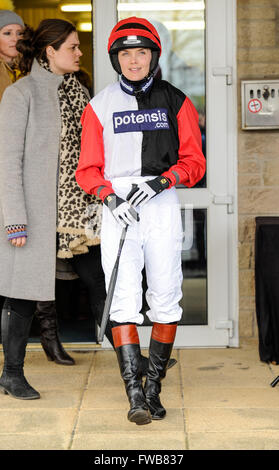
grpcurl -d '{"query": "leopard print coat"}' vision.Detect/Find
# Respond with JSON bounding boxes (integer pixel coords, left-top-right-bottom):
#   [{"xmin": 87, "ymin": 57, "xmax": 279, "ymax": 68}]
[{"xmin": 40, "ymin": 61, "xmax": 102, "ymax": 258}]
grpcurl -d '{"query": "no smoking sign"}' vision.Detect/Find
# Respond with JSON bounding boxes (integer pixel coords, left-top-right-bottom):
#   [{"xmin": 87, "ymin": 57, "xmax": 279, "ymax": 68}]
[{"xmin": 248, "ymin": 99, "xmax": 262, "ymax": 113}]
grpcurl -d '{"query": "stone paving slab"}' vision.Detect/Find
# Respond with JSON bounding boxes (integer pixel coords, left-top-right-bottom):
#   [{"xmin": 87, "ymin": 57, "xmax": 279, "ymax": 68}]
[
  {"xmin": 185, "ymin": 407, "xmax": 279, "ymax": 432},
  {"xmin": 0, "ymin": 433, "xmax": 71, "ymax": 450},
  {"xmin": 0, "ymin": 409, "xmax": 77, "ymax": 434},
  {"xmin": 180, "ymin": 363, "xmax": 272, "ymax": 388},
  {"xmin": 75, "ymin": 408, "xmax": 185, "ymax": 434},
  {"xmin": 25, "ymin": 371, "xmax": 90, "ymax": 391},
  {"xmin": 0, "ymin": 389, "xmax": 83, "ymax": 409},
  {"xmin": 71, "ymin": 432, "xmax": 187, "ymax": 450},
  {"xmin": 1, "ymin": 341, "xmax": 279, "ymax": 450},
  {"xmin": 183, "ymin": 386, "xmax": 279, "ymax": 408},
  {"xmin": 82, "ymin": 384, "xmax": 183, "ymax": 410},
  {"xmin": 187, "ymin": 431, "xmax": 279, "ymax": 450}
]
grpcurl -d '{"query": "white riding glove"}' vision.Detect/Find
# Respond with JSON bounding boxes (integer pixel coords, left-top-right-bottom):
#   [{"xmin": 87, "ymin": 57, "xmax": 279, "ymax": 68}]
[
  {"xmin": 104, "ymin": 193, "xmax": 139, "ymax": 228},
  {"xmin": 126, "ymin": 176, "xmax": 171, "ymax": 208}
]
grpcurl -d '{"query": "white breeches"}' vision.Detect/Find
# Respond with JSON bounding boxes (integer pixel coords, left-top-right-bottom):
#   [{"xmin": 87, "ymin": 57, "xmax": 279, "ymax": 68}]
[{"xmin": 101, "ymin": 176, "xmax": 183, "ymax": 324}]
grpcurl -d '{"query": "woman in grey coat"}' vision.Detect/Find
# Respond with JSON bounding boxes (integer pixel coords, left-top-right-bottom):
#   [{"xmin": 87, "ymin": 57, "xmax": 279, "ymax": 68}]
[
  {"xmin": 0, "ymin": 19, "xmax": 103, "ymax": 399},
  {"xmin": 0, "ymin": 9, "xmax": 24, "ymax": 316}
]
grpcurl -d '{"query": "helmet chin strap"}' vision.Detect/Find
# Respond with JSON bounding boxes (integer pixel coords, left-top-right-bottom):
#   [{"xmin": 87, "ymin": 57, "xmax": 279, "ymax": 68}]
[{"xmin": 120, "ymin": 73, "xmax": 154, "ymax": 97}]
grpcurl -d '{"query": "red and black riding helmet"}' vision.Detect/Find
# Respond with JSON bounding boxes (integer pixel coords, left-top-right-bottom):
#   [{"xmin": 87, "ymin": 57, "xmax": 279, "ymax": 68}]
[{"xmin": 108, "ymin": 17, "xmax": 162, "ymax": 75}]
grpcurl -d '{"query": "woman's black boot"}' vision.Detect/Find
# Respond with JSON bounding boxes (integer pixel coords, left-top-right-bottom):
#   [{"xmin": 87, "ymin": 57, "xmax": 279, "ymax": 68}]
[
  {"xmin": 0, "ymin": 306, "xmax": 40, "ymax": 400},
  {"xmin": 35, "ymin": 301, "xmax": 75, "ymax": 365},
  {"xmin": 112, "ymin": 324, "xmax": 151, "ymax": 425},
  {"xmin": 144, "ymin": 322, "xmax": 177, "ymax": 420}
]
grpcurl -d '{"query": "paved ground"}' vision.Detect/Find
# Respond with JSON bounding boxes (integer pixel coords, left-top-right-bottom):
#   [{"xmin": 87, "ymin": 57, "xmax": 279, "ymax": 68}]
[{"xmin": 0, "ymin": 338, "xmax": 279, "ymax": 450}]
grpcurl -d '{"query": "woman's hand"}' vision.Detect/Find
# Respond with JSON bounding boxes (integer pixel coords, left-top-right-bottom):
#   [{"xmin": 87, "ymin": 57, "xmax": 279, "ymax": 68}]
[
  {"xmin": 6, "ymin": 225, "xmax": 27, "ymax": 246},
  {"xmin": 10, "ymin": 236, "xmax": 27, "ymax": 247}
]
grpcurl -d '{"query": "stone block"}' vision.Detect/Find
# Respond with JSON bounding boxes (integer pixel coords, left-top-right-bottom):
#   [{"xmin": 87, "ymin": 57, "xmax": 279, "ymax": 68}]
[
  {"xmin": 238, "ymin": 242, "xmax": 253, "ymax": 269},
  {"xmin": 238, "ymin": 215, "xmax": 256, "ymax": 243},
  {"xmin": 238, "ymin": 62, "xmax": 279, "ymax": 79},
  {"xmin": 238, "ymin": 21, "xmax": 276, "ymax": 48},
  {"xmin": 239, "ymin": 309, "xmax": 254, "ymax": 337},
  {"xmin": 238, "ymin": 188, "xmax": 279, "ymax": 213},
  {"xmin": 238, "ymin": 159, "xmax": 261, "ymax": 174},
  {"xmin": 239, "ymin": 270, "xmax": 255, "ymax": 297},
  {"xmin": 238, "ymin": 160, "xmax": 260, "ymax": 174},
  {"xmin": 239, "ymin": 295, "xmax": 256, "ymax": 311},
  {"xmin": 238, "ymin": 0, "xmax": 278, "ymax": 7},
  {"xmin": 263, "ymin": 159, "xmax": 279, "ymax": 185},
  {"xmin": 238, "ymin": 174, "xmax": 261, "ymax": 187},
  {"xmin": 238, "ymin": 131, "xmax": 279, "ymax": 157},
  {"xmin": 238, "ymin": 6, "xmax": 275, "ymax": 20},
  {"xmin": 238, "ymin": 47, "xmax": 279, "ymax": 63}
]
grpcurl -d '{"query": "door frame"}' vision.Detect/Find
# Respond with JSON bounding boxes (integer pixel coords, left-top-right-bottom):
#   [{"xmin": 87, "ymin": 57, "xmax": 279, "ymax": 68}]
[{"xmin": 93, "ymin": 0, "xmax": 238, "ymax": 349}]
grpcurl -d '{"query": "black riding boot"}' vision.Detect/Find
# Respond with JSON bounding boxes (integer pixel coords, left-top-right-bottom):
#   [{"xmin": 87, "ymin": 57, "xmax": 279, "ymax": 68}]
[
  {"xmin": 35, "ymin": 301, "xmax": 75, "ymax": 365},
  {"xmin": 144, "ymin": 322, "xmax": 177, "ymax": 420},
  {"xmin": 112, "ymin": 324, "xmax": 151, "ymax": 425},
  {"xmin": 0, "ymin": 306, "xmax": 40, "ymax": 399},
  {"xmin": 95, "ymin": 301, "xmax": 177, "ymax": 376}
]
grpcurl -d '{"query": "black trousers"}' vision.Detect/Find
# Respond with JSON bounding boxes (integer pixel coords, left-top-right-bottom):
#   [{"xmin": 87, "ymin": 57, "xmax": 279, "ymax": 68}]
[
  {"xmin": 255, "ymin": 217, "xmax": 279, "ymax": 363},
  {"xmin": 0, "ymin": 296, "xmax": 5, "ymax": 313},
  {"xmin": 68, "ymin": 244, "xmax": 106, "ymax": 310},
  {"xmin": 68, "ymin": 244, "xmax": 112, "ymax": 343}
]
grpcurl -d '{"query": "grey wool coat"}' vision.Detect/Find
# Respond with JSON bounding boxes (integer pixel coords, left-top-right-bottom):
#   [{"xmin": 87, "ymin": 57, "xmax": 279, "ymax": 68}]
[{"xmin": 0, "ymin": 60, "xmax": 64, "ymax": 301}]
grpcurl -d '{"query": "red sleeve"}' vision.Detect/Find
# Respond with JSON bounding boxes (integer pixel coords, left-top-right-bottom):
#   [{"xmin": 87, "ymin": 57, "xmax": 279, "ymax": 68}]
[
  {"xmin": 162, "ymin": 97, "xmax": 206, "ymax": 188},
  {"xmin": 75, "ymin": 103, "xmax": 114, "ymax": 201}
]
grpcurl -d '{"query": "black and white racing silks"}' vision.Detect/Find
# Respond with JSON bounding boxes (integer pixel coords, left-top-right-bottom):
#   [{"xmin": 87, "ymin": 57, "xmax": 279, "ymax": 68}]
[{"xmin": 76, "ymin": 78, "xmax": 205, "ymax": 201}]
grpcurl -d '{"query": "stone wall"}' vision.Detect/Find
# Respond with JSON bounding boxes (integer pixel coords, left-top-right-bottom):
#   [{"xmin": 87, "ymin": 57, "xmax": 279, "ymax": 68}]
[{"xmin": 238, "ymin": 0, "xmax": 279, "ymax": 337}]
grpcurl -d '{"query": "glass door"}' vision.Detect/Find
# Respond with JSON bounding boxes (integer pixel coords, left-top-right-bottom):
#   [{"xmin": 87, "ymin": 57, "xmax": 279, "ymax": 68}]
[{"xmin": 94, "ymin": 0, "xmax": 238, "ymax": 348}]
